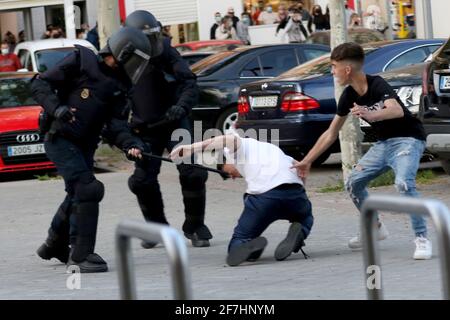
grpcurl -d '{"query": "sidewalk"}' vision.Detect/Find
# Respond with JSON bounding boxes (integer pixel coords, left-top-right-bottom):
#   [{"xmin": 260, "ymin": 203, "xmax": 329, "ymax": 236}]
[{"xmin": 0, "ymin": 161, "xmax": 449, "ymax": 300}]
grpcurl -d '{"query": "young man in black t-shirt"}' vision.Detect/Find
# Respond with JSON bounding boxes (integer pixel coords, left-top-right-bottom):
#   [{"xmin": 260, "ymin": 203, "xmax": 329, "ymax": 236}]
[{"xmin": 292, "ymin": 42, "xmax": 432, "ymax": 260}]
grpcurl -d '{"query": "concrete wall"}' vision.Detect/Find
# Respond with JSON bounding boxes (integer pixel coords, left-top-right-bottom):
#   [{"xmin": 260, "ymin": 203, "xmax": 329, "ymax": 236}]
[{"xmin": 416, "ymin": 0, "xmax": 450, "ymax": 39}]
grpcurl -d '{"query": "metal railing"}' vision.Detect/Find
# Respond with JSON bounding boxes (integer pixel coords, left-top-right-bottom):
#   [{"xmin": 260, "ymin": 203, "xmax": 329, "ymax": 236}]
[
  {"xmin": 361, "ymin": 195, "xmax": 450, "ymax": 300},
  {"xmin": 115, "ymin": 219, "xmax": 192, "ymax": 300}
]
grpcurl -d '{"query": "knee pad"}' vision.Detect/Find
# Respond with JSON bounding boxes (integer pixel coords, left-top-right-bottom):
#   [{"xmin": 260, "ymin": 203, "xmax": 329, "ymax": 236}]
[
  {"xmin": 128, "ymin": 167, "xmax": 159, "ymax": 196},
  {"xmin": 75, "ymin": 179, "xmax": 104, "ymax": 203},
  {"xmin": 179, "ymin": 165, "xmax": 208, "ymax": 190}
]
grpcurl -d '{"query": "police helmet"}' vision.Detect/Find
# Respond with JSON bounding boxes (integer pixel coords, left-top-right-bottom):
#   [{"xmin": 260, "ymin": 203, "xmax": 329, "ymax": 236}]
[
  {"xmin": 100, "ymin": 26, "xmax": 151, "ymax": 85},
  {"xmin": 125, "ymin": 10, "xmax": 164, "ymax": 58}
]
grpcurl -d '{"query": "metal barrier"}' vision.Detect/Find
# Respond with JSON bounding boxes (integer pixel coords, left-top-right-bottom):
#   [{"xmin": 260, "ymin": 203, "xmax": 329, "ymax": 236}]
[
  {"xmin": 115, "ymin": 219, "xmax": 192, "ymax": 300},
  {"xmin": 361, "ymin": 195, "xmax": 450, "ymax": 300}
]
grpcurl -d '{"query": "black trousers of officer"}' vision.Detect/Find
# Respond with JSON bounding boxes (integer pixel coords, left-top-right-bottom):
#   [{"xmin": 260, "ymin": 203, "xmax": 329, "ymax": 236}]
[
  {"xmin": 128, "ymin": 117, "xmax": 210, "ymax": 238},
  {"xmin": 44, "ymin": 134, "xmax": 104, "ymax": 262}
]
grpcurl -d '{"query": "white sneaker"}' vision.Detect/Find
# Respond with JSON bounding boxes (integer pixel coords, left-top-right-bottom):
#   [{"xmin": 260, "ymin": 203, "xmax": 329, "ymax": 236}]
[
  {"xmin": 348, "ymin": 221, "xmax": 389, "ymax": 249},
  {"xmin": 413, "ymin": 236, "xmax": 432, "ymax": 260}
]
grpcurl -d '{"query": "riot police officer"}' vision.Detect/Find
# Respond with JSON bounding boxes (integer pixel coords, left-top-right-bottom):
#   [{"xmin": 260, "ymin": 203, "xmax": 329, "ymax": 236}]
[
  {"xmin": 32, "ymin": 27, "xmax": 151, "ymax": 273},
  {"xmin": 124, "ymin": 10, "xmax": 212, "ymax": 248}
]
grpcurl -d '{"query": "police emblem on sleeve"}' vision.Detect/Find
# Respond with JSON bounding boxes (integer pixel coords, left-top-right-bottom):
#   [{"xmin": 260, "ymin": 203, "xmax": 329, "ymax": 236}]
[{"xmin": 81, "ymin": 88, "xmax": 90, "ymax": 99}]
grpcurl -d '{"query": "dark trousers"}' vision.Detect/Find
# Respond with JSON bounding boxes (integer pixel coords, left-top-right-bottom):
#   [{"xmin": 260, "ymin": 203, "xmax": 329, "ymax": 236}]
[
  {"xmin": 228, "ymin": 184, "xmax": 314, "ymax": 251},
  {"xmin": 44, "ymin": 135, "xmax": 98, "ymax": 257}
]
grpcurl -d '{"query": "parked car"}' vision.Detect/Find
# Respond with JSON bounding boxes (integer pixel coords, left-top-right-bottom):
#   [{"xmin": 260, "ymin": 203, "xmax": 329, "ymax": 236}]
[
  {"xmin": 306, "ymin": 28, "xmax": 385, "ymax": 46},
  {"xmin": 174, "ymin": 40, "xmax": 243, "ymax": 52},
  {"xmin": 14, "ymin": 39, "xmax": 97, "ymax": 73},
  {"xmin": 236, "ymin": 39, "xmax": 443, "ymax": 164},
  {"xmin": 0, "ymin": 72, "xmax": 54, "ymax": 174},
  {"xmin": 420, "ymin": 37, "xmax": 450, "ymax": 174},
  {"xmin": 190, "ymin": 43, "xmax": 331, "ymax": 132},
  {"xmin": 181, "ymin": 51, "xmax": 216, "ymax": 66}
]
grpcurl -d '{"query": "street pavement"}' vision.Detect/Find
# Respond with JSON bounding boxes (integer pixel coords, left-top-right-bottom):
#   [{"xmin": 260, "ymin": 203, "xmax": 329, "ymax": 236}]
[{"xmin": 0, "ymin": 155, "xmax": 449, "ymax": 300}]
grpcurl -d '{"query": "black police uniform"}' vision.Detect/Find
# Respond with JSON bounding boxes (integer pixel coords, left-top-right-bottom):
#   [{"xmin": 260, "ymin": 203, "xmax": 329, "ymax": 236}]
[
  {"xmin": 128, "ymin": 38, "xmax": 212, "ymax": 246},
  {"xmin": 32, "ymin": 45, "xmax": 144, "ymax": 271}
]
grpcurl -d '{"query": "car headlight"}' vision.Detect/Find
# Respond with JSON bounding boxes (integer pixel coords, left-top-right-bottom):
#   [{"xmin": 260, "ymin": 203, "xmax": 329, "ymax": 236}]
[{"xmin": 394, "ymin": 86, "xmax": 422, "ymax": 114}]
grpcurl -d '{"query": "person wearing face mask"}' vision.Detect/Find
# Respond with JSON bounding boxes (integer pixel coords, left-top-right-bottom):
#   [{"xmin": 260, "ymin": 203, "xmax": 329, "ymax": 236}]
[
  {"xmin": 309, "ymin": 5, "xmax": 330, "ymax": 32},
  {"xmin": 210, "ymin": 12, "xmax": 222, "ymax": 40},
  {"xmin": 0, "ymin": 41, "xmax": 21, "ymax": 72},
  {"xmin": 284, "ymin": 8, "xmax": 308, "ymax": 43},
  {"xmin": 236, "ymin": 13, "xmax": 251, "ymax": 45},
  {"xmin": 216, "ymin": 16, "xmax": 238, "ymax": 40},
  {"xmin": 258, "ymin": 5, "xmax": 278, "ymax": 25},
  {"xmin": 226, "ymin": 7, "xmax": 240, "ymax": 29}
]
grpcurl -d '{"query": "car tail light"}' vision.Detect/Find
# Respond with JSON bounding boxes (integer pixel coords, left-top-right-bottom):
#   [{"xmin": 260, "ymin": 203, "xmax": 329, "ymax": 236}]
[
  {"xmin": 281, "ymin": 92, "xmax": 320, "ymax": 112},
  {"xmin": 422, "ymin": 62, "xmax": 433, "ymax": 95},
  {"xmin": 238, "ymin": 95, "xmax": 250, "ymax": 114}
]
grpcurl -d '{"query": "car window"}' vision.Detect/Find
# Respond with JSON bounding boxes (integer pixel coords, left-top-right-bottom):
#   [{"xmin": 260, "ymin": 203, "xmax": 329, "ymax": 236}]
[
  {"xmin": 426, "ymin": 45, "xmax": 441, "ymax": 55},
  {"xmin": 385, "ymin": 47, "xmax": 429, "ymax": 71},
  {"xmin": 259, "ymin": 49, "xmax": 297, "ymax": 77},
  {"xmin": 0, "ymin": 78, "xmax": 37, "ymax": 108},
  {"xmin": 240, "ymin": 57, "xmax": 262, "ymax": 77},
  {"xmin": 302, "ymin": 48, "xmax": 329, "ymax": 61},
  {"xmin": 191, "ymin": 51, "xmax": 239, "ymax": 76},
  {"xmin": 17, "ymin": 49, "xmax": 31, "ymax": 71},
  {"xmin": 35, "ymin": 48, "xmax": 75, "ymax": 73}
]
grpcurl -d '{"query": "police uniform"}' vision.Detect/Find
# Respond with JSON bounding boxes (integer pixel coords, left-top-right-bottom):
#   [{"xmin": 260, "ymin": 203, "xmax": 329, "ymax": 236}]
[
  {"xmin": 32, "ymin": 44, "xmax": 145, "ymax": 272},
  {"xmin": 128, "ymin": 38, "xmax": 212, "ymax": 247}
]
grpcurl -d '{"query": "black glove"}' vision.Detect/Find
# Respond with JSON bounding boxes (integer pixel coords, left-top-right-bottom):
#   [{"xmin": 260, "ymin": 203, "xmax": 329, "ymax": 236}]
[
  {"xmin": 53, "ymin": 105, "xmax": 74, "ymax": 122},
  {"xmin": 165, "ymin": 105, "xmax": 186, "ymax": 122}
]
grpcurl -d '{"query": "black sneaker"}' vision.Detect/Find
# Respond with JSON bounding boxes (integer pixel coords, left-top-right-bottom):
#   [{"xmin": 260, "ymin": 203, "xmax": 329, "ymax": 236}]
[
  {"xmin": 36, "ymin": 242, "xmax": 70, "ymax": 264},
  {"xmin": 141, "ymin": 240, "xmax": 158, "ymax": 249},
  {"xmin": 226, "ymin": 237, "xmax": 268, "ymax": 266},
  {"xmin": 67, "ymin": 253, "xmax": 108, "ymax": 273},
  {"xmin": 274, "ymin": 222, "xmax": 306, "ymax": 261}
]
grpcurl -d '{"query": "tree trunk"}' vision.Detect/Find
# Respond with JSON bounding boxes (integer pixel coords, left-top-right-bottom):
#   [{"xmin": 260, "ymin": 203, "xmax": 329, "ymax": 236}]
[
  {"xmin": 329, "ymin": 0, "xmax": 363, "ymax": 181},
  {"xmin": 98, "ymin": 1, "xmax": 120, "ymax": 49}
]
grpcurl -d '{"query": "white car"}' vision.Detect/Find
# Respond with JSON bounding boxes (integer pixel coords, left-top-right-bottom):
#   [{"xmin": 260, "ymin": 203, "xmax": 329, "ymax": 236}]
[{"xmin": 14, "ymin": 39, "xmax": 97, "ymax": 73}]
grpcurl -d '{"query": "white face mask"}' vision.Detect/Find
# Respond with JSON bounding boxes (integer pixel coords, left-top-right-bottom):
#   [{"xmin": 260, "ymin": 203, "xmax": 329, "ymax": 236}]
[{"xmin": 1, "ymin": 48, "xmax": 9, "ymax": 55}]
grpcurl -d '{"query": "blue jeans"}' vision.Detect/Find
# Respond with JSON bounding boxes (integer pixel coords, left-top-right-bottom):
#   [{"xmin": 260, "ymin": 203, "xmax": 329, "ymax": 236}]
[
  {"xmin": 228, "ymin": 185, "xmax": 314, "ymax": 251},
  {"xmin": 345, "ymin": 137, "xmax": 427, "ymax": 237}
]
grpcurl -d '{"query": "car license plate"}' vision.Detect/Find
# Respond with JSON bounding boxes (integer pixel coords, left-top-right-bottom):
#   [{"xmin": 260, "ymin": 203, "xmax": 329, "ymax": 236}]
[
  {"xmin": 7, "ymin": 144, "xmax": 45, "ymax": 157},
  {"xmin": 440, "ymin": 75, "xmax": 450, "ymax": 90},
  {"xmin": 250, "ymin": 96, "xmax": 278, "ymax": 108},
  {"xmin": 360, "ymin": 118, "xmax": 370, "ymax": 127}
]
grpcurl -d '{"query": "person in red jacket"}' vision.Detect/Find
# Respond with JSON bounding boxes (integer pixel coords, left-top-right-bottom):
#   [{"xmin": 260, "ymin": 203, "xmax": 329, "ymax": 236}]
[{"xmin": 0, "ymin": 41, "xmax": 21, "ymax": 72}]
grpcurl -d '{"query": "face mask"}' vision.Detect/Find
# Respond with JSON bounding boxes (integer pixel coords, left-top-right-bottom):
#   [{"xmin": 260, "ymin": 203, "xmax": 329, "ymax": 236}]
[
  {"xmin": 215, "ymin": 16, "xmax": 222, "ymax": 23},
  {"xmin": 242, "ymin": 18, "xmax": 250, "ymax": 25},
  {"xmin": 1, "ymin": 49, "xmax": 9, "ymax": 55},
  {"xmin": 267, "ymin": 7, "xmax": 273, "ymax": 13}
]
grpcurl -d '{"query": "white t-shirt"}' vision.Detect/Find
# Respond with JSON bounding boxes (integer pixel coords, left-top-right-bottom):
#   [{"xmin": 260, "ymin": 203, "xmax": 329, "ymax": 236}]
[{"xmin": 224, "ymin": 137, "xmax": 303, "ymax": 194}]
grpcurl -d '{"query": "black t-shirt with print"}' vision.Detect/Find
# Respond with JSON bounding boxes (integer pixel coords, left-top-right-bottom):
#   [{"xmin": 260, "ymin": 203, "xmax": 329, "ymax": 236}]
[{"xmin": 336, "ymin": 74, "xmax": 426, "ymax": 141}]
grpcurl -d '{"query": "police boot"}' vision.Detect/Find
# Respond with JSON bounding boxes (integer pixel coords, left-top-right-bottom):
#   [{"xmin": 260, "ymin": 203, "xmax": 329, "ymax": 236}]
[
  {"xmin": 36, "ymin": 228, "xmax": 70, "ymax": 263},
  {"xmin": 182, "ymin": 188, "xmax": 212, "ymax": 247},
  {"xmin": 67, "ymin": 202, "xmax": 107, "ymax": 273},
  {"xmin": 137, "ymin": 193, "xmax": 169, "ymax": 249}
]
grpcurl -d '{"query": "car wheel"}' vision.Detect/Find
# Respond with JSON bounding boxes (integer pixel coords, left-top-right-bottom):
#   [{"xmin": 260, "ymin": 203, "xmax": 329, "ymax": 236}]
[
  {"xmin": 216, "ymin": 107, "xmax": 238, "ymax": 133},
  {"xmin": 441, "ymin": 158, "xmax": 450, "ymax": 175}
]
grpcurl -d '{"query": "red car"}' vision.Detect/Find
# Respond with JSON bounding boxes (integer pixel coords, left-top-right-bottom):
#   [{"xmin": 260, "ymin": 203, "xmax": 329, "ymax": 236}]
[
  {"xmin": 0, "ymin": 72, "xmax": 54, "ymax": 173},
  {"xmin": 174, "ymin": 40, "xmax": 243, "ymax": 52}
]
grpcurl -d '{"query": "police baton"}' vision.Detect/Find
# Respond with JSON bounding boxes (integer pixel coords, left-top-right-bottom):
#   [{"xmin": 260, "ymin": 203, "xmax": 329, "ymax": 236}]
[{"xmin": 141, "ymin": 152, "xmax": 230, "ymax": 180}]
